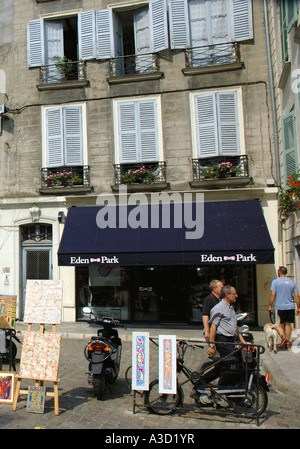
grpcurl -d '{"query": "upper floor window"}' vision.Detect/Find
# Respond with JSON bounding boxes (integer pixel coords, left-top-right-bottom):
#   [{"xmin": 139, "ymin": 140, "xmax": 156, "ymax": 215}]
[
  {"xmin": 190, "ymin": 88, "xmax": 245, "ymax": 159},
  {"xmin": 169, "ymin": 0, "xmax": 253, "ymax": 50},
  {"xmin": 280, "ymin": 0, "xmax": 297, "ymax": 63},
  {"xmin": 282, "ymin": 109, "xmax": 298, "ymax": 183}
]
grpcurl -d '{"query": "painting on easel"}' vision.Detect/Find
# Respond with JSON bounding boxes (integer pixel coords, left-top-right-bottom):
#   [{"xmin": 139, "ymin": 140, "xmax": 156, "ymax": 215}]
[
  {"xmin": 24, "ymin": 280, "xmax": 63, "ymax": 324},
  {"xmin": 19, "ymin": 332, "xmax": 61, "ymax": 382}
]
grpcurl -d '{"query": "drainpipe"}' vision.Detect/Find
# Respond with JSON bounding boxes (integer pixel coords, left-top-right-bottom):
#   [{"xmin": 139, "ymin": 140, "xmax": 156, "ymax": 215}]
[{"xmin": 263, "ymin": 0, "xmax": 282, "ymax": 247}]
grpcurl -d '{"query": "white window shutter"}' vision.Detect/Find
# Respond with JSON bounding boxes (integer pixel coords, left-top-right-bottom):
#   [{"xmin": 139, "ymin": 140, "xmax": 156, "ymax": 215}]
[
  {"xmin": 96, "ymin": 9, "xmax": 115, "ymax": 59},
  {"xmin": 46, "ymin": 108, "xmax": 64, "ymax": 167},
  {"xmin": 139, "ymin": 101, "xmax": 158, "ymax": 161},
  {"xmin": 195, "ymin": 94, "xmax": 218, "ymax": 158},
  {"xmin": 168, "ymin": 0, "xmax": 190, "ymax": 49},
  {"xmin": 217, "ymin": 91, "xmax": 240, "ymax": 156},
  {"xmin": 78, "ymin": 10, "xmax": 96, "ymax": 60},
  {"xmin": 27, "ymin": 19, "xmax": 45, "ymax": 67},
  {"xmin": 149, "ymin": 0, "xmax": 169, "ymax": 52},
  {"xmin": 230, "ymin": 0, "xmax": 253, "ymax": 42},
  {"xmin": 64, "ymin": 107, "xmax": 83, "ymax": 166},
  {"xmin": 119, "ymin": 103, "xmax": 138, "ymax": 163}
]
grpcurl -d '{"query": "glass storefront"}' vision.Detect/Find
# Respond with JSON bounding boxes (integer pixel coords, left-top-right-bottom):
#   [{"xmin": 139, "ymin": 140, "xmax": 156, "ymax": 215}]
[{"xmin": 76, "ymin": 265, "xmax": 257, "ymax": 325}]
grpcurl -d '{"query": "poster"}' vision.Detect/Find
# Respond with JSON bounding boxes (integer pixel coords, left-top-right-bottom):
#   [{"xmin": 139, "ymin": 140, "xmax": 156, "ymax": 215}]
[
  {"xmin": 19, "ymin": 332, "xmax": 61, "ymax": 381},
  {"xmin": 131, "ymin": 332, "xmax": 149, "ymax": 391},
  {"xmin": 158, "ymin": 335, "xmax": 177, "ymax": 394},
  {"xmin": 0, "ymin": 295, "xmax": 17, "ymax": 328},
  {"xmin": 24, "ymin": 280, "xmax": 62, "ymax": 324}
]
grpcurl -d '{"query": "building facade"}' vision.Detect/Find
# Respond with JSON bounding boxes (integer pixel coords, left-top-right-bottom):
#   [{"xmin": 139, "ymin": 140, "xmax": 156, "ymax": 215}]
[{"xmin": 0, "ymin": 0, "xmax": 283, "ymax": 326}]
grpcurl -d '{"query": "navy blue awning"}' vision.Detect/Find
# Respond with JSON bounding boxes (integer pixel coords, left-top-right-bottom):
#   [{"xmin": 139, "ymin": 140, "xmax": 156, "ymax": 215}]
[{"xmin": 57, "ymin": 200, "xmax": 274, "ymax": 266}]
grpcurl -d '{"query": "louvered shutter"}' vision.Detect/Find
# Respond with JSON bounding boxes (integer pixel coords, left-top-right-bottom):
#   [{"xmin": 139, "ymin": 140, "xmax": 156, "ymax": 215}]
[
  {"xmin": 195, "ymin": 94, "xmax": 219, "ymax": 157},
  {"xmin": 27, "ymin": 19, "xmax": 45, "ymax": 67},
  {"xmin": 78, "ymin": 10, "xmax": 96, "ymax": 60},
  {"xmin": 119, "ymin": 103, "xmax": 138, "ymax": 163},
  {"xmin": 96, "ymin": 9, "xmax": 115, "ymax": 59},
  {"xmin": 282, "ymin": 111, "xmax": 298, "ymax": 183},
  {"xmin": 168, "ymin": 0, "xmax": 190, "ymax": 49},
  {"xmin": 139, "ymin": 101, "xmax": 158, "ymax": 161},
  {"xmin": 46, "ymin": 109, "xmax": 64, "ymax": 167},
  {"xmin": 149, "ymin": 0, "xmax": 169, "ymax": 52},
  {"xmin": 217, "ymin": 91, "xmax": 240, "ymax": 156},
  {"xmin": 64, "ymin": 107, "xmax": 83, "ymax": 166},
  {"xmin": 230, "ymin": 0, "xmax": 253, "ymax": 42}
]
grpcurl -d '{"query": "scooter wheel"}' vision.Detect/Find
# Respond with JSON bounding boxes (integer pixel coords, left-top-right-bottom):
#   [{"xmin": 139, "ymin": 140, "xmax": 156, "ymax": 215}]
[
  {"xmin": 93, "ymin": 373, "xmax": 106, "ymax": 400},
  {"xmin": 144, "ymin": 379, "xmax": 181, "ymax": 415}
]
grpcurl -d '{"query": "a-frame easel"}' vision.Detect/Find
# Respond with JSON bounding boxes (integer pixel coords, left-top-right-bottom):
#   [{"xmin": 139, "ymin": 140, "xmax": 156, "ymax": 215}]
[{"xmin": 12, "ymin": 323, "xmax": 60, "ymax": 415}]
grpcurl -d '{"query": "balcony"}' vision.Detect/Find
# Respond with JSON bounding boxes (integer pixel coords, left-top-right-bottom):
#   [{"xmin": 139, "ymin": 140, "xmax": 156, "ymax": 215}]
[
  {"xmin": 108, "ymin": 53, "xmax": 163, "ymax": 84},
  {"xmin": 37, "ymin": 60, "xmax": 88, "ymax": 90},
  {"xmin": 112, "ymin": 162, "xmax": 168, "ymax": 192},
  {"xmin": 40, "ymin": 166, "xmax": 91, "ymax": 194},
  {"xmin": 191, "ymin": 156, "xmax": 252, "ymax": 189},
  {"xmin": 183, "ymin": 42, "xmax": 244, "ymax": 76}
]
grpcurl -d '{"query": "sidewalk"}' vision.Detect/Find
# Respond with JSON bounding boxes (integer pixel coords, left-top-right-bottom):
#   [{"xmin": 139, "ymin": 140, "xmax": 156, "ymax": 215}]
[{"xmin": 15, "ymin": 321, "xmax": 300, "ymax": 399}]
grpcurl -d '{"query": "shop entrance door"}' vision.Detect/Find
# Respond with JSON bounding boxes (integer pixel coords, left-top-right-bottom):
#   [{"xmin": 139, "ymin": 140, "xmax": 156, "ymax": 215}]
[{"xmin": 159, "ymin": 267, "xmax": 188, "ymax": 323}]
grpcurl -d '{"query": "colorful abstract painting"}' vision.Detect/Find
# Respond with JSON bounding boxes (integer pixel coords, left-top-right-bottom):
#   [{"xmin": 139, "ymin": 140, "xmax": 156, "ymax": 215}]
[
  {"xmin": 0, "ymin": 372, "xmax": 15, "ymax": 404},
  {"xmin": 24, "ymin": 280, "xmax": 62, "ymax": 324},
  {"xmin": 132, "ymin": 332, "xmax": 149, "ymax": 391},
  {"xmin": 19, "ymin": 332, "xmax": 61, "ymax": 381},
  {"xmin": 158, "ymin": 335, "xmax": 177, "ymax": 394},
  {"xmin": 0, "ymin": 295, "xmax": 17, "ymax": 328}
]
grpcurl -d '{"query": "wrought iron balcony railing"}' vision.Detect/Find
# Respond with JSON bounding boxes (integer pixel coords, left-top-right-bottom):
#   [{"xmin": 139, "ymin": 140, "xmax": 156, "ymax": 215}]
[
  {"xmin": 185, "ymin": 42, "xmax": 241, "ymax": 69},
  {"xmin": 192, "ymin": 156, "xmax": 249, "ymax": 182},
  {"xmin": 114, "ymin": 162, "xmax": 167, "ymax": 185},
  {"xmin": 40, "ymin": 60, "xmax": 87, "ymax": 84},
  {"xmin": 41, "ymin": 166, "xmax": 90, "ymax": 188},
  {"xmin": 109, "ymin": 53, "xmax": 159, "ymax": 77}
]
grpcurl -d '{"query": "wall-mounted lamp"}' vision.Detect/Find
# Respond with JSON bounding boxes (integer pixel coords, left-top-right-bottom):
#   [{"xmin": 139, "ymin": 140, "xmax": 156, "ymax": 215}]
[{"xmin": 58, "ymin": 211, "xmax": 66, "ymax": 224}]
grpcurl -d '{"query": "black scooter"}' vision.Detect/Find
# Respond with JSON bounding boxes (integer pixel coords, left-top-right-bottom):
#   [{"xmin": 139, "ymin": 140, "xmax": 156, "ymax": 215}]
[
  {"xmin": 0, "ymin": 328, "xmax": 21, "ymax": 370},
  {"xmin": 83, "ymin": 307, "xmax": 123, "ymax": 400}
]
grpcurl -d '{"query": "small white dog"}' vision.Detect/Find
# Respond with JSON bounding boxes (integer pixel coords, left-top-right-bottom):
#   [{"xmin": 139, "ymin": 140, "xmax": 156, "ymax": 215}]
[{"xmin": 264, "ymin": 323, "xmax": 278, "ymax": 354}]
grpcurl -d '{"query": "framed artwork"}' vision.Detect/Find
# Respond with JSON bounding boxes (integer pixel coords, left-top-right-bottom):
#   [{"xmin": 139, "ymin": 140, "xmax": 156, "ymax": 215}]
[
  {"xmin": 24, "ymin": 280, "xmax": 62, "ymax": 324},
  {"xmin": 0, "ymin": 295, "xmax": 17, "ymax": 328},
  {"xmin": 19, "ymin": 332, "xmax": 61, "ymax": 381},
  {"xmin": 158, "ymin": 335, "xmax": 177, "ymax": 394},
  {"xmin": 0, "ymin": 371, "xmax": 15, "ymax": 404},
  {"xmin": 131, "ymin": 332, "xmax": 149, "ymax": 391},
  {"xmin": 26, "ymin": 386, "xmax": 46, "ymax": 414}
]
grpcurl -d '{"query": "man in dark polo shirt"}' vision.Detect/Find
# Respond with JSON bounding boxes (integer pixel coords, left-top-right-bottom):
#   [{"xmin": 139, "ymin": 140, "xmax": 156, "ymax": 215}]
[
  {"xmin": 207, "ymin": 285, "xmax": 247, "ymax": 358},
  {"xmin": 202, "ymin": 280, "xmax": 224, "ymax": 341}
]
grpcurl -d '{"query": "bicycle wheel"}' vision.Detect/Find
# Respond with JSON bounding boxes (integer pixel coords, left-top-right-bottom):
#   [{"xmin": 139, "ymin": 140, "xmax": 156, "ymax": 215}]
[
  {"xmin": 144, "ymin": 379, "xmax": 181, "ymax": 415},
  {"xmin": 125, "ymin": 365, "xmax": 132, "ymax": 389}
]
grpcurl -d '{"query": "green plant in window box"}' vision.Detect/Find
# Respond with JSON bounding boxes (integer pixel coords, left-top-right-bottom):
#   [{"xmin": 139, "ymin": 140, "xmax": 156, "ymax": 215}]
[
  {"xmin": 121, "ymin": 166, "xmax": 158, "ymax": 184},
  {"xmin": 201, "ymin": 161, "xmax": 242, "ymax": 179},
  {"xmin": 71, "ymin": 176, "xmax": 83, "ymax": 185},
  {"xmin": 279, "ymin": 172, "xmax": 300, "ymax": 220},
  {"xmin": 52, "ymin": 56, "xmax": 73, "ymax": 78}
]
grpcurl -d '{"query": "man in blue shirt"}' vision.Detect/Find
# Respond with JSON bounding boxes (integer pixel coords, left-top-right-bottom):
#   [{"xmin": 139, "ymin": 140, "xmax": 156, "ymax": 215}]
[{"xmin": 269, "ymin": 266, "xmax": 300, "ymax": 349}]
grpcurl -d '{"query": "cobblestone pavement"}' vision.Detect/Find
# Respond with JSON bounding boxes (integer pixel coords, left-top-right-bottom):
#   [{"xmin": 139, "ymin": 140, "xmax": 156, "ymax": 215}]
[{"xmin": 1, "ymin": 338, "xmax": 300, "ymax": 432}]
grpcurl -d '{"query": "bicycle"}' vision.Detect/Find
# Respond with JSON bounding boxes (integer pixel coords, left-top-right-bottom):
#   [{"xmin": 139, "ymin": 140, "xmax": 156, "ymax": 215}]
[{"xmin": 143, "ymin": 339, "xmax": 268, "ymax": 419}]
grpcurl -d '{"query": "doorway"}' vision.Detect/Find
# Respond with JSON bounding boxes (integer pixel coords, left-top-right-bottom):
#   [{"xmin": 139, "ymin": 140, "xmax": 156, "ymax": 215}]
[{"xmin": 20, "ymin": 224, "xmax": 53, "ymax": 319}]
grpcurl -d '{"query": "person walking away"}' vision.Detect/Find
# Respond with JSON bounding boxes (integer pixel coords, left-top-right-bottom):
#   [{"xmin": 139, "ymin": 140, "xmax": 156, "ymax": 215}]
[
  {"xmin": 202, "ymin": 280, "xmax": 224, "ymax": 341},
  {"xmin": 207, "ymin": 285, "xmax": 247, "ymax": 359},
  {"xmin": 269, "ymin": 266, "xmax": 300, "ymax": 349}
]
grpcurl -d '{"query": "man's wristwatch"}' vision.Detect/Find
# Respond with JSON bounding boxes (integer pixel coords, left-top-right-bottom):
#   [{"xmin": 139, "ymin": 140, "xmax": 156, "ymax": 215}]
[{"xmin": 209, "ymin": 344, "xmax": 215, "ymax": 349}]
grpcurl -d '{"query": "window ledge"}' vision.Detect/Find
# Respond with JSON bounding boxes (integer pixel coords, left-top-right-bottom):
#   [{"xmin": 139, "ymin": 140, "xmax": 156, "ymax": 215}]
[
  {"xmin": 40, "ymin": 185, "xmax": 92, "ymax": 195},
  {"xmin": 107, "ymin": 72, "xmax": 163, "ymax": 85},
  {"xmin": 37, "ymin": 80, "xmax": 89, "ymax": 91},
  {"xmin": 190, "ymin": 177, "xmax": 252, "ymax": 190},
  {"xmin": 182, "ymin": 62, "xmax": 244, "ymax": 76},
  {"xmin": 278, "ymin": 61, "xmax": 291, "ymax": 89},
  {"xmin": 111, "ymin": 182, "xmax": 169, "ymax": 192}
]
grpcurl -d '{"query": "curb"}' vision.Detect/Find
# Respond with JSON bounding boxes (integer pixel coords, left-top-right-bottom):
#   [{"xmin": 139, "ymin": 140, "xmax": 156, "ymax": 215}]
[{"xmin": 261, "ymin": 350, "xmax": 300, "ymax": 399}]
